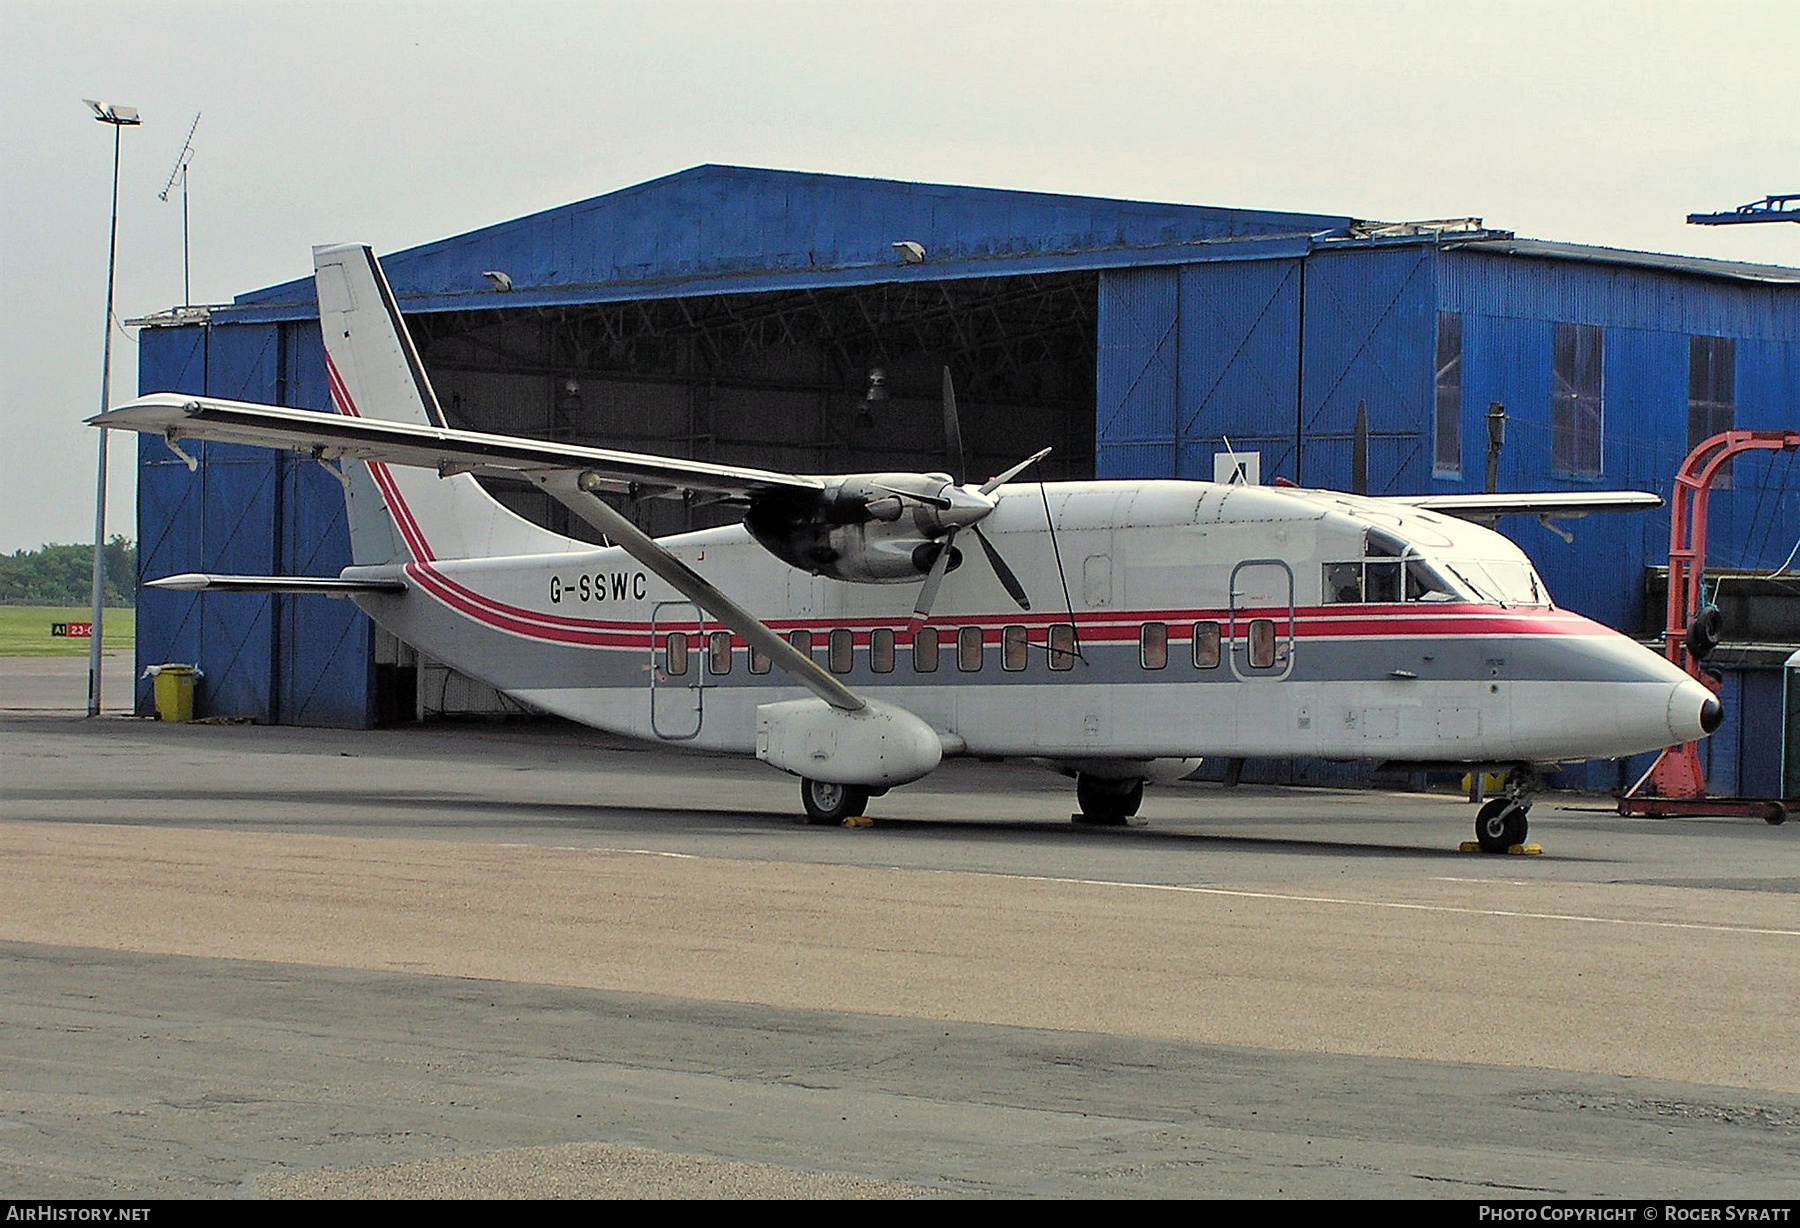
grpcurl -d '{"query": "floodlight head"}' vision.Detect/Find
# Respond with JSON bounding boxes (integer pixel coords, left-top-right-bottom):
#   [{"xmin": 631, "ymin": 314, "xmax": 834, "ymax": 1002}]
[
  {"xmin": 84, "ymin": 99, "xmax": 142, "ymax": 125},
  {"xmin": 892, "ymin": 240, "xmax": 926, "ymax": 265},
  {"xmin": 482, "ymin": 270, "xmax": 513, "ymax": 292}
]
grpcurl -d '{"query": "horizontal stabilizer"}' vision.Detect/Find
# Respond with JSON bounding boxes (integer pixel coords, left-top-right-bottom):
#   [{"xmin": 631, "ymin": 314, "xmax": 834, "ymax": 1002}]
[{"xmin": 147, "ymin": 573, "xmax": 407, "ymax": 596}]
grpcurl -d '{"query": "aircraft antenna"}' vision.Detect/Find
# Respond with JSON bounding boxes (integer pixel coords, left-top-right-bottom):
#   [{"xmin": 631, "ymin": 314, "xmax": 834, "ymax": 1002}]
[
  {"xmin": 1220, "ymin": 435, "xmax": 1248, "ymax": 484},
  {"xmin": 157, "ymin": 111, "xmax": 201, "ymax": 307}
]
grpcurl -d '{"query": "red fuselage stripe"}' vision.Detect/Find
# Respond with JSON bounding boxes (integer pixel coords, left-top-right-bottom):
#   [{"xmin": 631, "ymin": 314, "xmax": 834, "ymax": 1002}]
[{"xmin": 402, "ymin": 561, "xmax": 1610, "ymax": 649}]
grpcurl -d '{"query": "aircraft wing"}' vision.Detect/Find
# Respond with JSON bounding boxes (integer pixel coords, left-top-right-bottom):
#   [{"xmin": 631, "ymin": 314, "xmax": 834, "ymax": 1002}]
[
  {"xmin": 1395, "ymin": 491, "xmax": 1662, "ymax": 519},
  {"xmin": 91, "ymin": 394, "xmax": 825, "ymax": 500}
]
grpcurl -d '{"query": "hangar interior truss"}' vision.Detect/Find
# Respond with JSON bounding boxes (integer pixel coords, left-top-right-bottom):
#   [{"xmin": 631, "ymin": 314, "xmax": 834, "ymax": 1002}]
[{"xmin": 410, "ymin": 273, "xmax": 1100, "ymax": 540}]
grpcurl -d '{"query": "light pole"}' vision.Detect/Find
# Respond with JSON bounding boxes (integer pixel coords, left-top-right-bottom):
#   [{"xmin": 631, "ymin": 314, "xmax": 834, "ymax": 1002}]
[{"xmin": 84, "ymin": 99, "xmax": 141, "ymax": 718}]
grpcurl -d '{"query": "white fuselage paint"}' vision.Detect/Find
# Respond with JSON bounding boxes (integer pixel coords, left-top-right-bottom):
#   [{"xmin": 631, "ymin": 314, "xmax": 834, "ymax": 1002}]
[{"xmin": 355, "ymin": 479, "xmax": 1715, "ymax": 771}]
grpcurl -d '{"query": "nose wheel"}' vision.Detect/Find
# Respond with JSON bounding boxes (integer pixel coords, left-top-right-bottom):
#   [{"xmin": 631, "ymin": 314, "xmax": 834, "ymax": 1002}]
[
  {"xmin": 1473, "ymin": 766, "xmax": 1538, "ymax": 853},
  {"xmin": 1475, "ymin": 797, "xmax": 1529, "ymax": 853}
]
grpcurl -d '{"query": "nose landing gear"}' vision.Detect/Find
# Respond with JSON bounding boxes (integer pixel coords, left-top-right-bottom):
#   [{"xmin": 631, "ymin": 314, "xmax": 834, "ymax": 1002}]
[{"xmin": 1473, "ymin": 766, "xmax": 1539, "ymax": 853}]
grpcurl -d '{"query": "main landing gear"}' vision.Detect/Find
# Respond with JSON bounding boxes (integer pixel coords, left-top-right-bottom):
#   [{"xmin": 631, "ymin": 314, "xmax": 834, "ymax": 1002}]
[
  {"xmin": 800, "ymin": 778, "xmax": 870, "ymax": 825},
  {"xmin": 1073, "ymin": 773, "xmax": 1145, "ymax": 826},
  {"xmin": 1473, "ymin": 767, "xmax": 1539, "ymax": 853}
]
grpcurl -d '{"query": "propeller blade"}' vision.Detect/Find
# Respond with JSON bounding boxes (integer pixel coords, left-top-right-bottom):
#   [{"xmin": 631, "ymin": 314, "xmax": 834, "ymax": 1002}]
[
  {"xmin": 874, "ymin": 482, "xmax": 952, "ymax": 511},
  {"xmin": 972, "ymin": 524, "xmax": 1031, "ymax": 611},
  {"xmin": 942, "ymin": 367, "xmax": 966, "ymax": 486},
  {"xmin": 978, "ymin": 446, "xmax": 1052, "ymax": 496},
  {"xmin": 908, "ymin": 527, "xmax": 959, "ymax": 635}
]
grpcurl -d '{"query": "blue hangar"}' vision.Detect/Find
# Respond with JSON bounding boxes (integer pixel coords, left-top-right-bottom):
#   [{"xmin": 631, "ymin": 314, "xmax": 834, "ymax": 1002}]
[{"xmin": 132, "ymin": 165, "xmax": 1800, "ymax": 794}]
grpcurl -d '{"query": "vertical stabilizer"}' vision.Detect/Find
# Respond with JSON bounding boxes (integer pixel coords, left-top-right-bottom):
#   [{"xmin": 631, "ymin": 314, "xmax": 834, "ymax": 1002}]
[{"xmin": 313, "ymin": 244, "xmax": 572, "ymax": 563}]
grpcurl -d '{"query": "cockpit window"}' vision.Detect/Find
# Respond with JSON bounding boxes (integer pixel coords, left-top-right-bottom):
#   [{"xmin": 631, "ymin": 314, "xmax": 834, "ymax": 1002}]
[
  {"xmin": 1405, "ymin": 559, "xmax": 1458, "ymax": 602},
  {"xmin": 1445, "ymin": 559, "xmax": 1549, "ymax": 607},
  {"xmin": 1367, "ymin": 530, "xmax": 1406, "ymax": 558},
  {"xmin": 1322, "ymin": 529, "xmax": 1539, "ymax": 606},
  {"xmin": 1365, "ymin": 559, "xmax": 1402, "ymax": 603},
  {"xmin": 1324, "ymin": 531, "xmax": 1461, "ymax": 605}
]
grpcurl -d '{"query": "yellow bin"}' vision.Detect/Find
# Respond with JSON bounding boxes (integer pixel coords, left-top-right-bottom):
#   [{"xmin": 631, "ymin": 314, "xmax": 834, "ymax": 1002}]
[{"xmin": 147, "ymin": 664, "xmax": 200, "ymax": 722}]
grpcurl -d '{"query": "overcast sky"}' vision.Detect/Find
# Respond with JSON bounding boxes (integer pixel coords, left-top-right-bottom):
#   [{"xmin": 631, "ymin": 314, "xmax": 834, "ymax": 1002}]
[{"xmin": 3, "ymin": 0, "xmax": 1797, "ymax": 554}]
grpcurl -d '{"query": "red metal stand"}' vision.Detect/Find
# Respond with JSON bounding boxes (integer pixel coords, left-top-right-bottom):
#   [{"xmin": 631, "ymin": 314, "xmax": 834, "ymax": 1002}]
[{"xmin": 1620, "ymin": 429, "xmax": 1800, "ymax": 813}]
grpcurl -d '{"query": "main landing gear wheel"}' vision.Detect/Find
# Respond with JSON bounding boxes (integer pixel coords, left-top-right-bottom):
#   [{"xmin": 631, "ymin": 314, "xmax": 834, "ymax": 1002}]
[
  {"xmin": 801, "ymin": 778, "xmax": 869, "ymax": 825},
  {"xmin": 1074, "ymin": 774, "xmax": 1144, "ymax": 826},
  {"xmin": 1475, "ymin": 797, "xmax": 1529, "ymax": 853}
]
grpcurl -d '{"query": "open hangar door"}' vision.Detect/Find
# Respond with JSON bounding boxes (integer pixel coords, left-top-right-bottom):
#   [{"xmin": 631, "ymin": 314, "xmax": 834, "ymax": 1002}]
[
  {"xmin": 387, "ymin": 272, "xmax": 1098, "ymax": 717},
  {"xmin": 410, "ymin": 272, "xmax": 1099, "ymax": 542}
]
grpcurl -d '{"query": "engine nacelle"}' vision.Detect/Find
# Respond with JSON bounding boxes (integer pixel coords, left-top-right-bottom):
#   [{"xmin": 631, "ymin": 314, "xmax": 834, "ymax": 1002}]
[
  {"xmin": 744, "ymin": 473, "xmax": 974, "ymax": 584},
  {"xmin": 755, "ymin": 696, "xmax": 945, "ymax": 786}
]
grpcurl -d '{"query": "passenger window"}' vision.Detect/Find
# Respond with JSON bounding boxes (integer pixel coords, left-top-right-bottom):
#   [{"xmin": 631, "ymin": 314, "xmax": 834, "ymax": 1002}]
[
  {"xmin": 1192, "ymin": 620, "xmax": 1220, "ymax": 669},
  {"xmin": 828, "ymin": 628, "xmax": 854, "ymax": 674},
  {"xmin": 1047, "ymin": 623, "xmax": 1077, "ymax": 671},
  {"xmin": 665, "ymin": 632, "xmax": 689, "ymax": 676},
  {"xmin": 870, "ymin": 628, "xmax": 895, "ymax": 674},
  {"xmin": 958, "ymin": 626, "xmax": 984, "ymax": 672},
  {"xmin": 708, "ymin": 630, "xmax": 733, "ymax": 675},
  {"xmin": 1140, "ymin": 622, "xmax": 1168, "ymax": 670},
  {"xmin": 749, "ymin": 644, "xmax": 771, "ymax": 675},
  {"xmin": 1248, "ymin": 618, "xmax": 1276, "ymax": 669},
  {"xmin": 913, "ymin": 627, "xmax": 939, "ymax": 673},
  {"xmin": 1002, "ymin": 625, "xmax": 1029, "ymax": 672},
  {"xmin": 788, "ymin": 629, "xmax": 812, "ymax": 659}
]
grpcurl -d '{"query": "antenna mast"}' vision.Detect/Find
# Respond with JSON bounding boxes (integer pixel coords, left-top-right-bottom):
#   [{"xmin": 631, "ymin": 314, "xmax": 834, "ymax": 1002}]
[{"xmin": 157, "ymin": 112, "xmax": 201, "ymax": 307}]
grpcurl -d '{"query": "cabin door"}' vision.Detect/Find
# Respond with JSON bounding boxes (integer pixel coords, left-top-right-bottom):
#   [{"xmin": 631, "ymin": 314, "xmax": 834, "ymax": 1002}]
[
  {"xmin": 649, "ymin": 600, "xmax": 705, "ymax": 740},
  {"xmin": 1228, "ymin": 559, "xmax": 1295, "ymax": 681}
]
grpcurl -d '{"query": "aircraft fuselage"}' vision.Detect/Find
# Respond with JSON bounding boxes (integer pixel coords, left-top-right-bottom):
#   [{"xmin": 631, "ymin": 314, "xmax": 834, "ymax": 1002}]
[{"xmin": 350, "ymin": 478, "xmax": 1713, "ymax": 771}]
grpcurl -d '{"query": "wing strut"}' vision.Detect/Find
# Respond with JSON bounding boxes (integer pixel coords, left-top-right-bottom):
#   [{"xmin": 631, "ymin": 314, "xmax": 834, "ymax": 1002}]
[{"xmin": 538, "ymin": 471, "xmax": 865, "ymax": 714}]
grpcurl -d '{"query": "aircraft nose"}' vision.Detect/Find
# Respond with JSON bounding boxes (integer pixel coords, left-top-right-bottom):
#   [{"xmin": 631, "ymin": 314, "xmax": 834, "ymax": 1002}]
[{"xmin": 1668, "ymin": 679, "xmax": 1722, "ymax": 742}]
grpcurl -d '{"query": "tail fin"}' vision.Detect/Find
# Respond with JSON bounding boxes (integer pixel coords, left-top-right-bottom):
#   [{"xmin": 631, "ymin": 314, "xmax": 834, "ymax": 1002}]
[{"xmin": 314, "ymin": 244, "xmax": 571, "ymax": 563}]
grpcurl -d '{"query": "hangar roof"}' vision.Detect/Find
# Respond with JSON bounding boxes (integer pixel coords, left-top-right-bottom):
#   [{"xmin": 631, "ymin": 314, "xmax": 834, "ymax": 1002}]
[
  {"xmin": 219, "ymin": 164, "xmax": 1355, "ymax": 322},
  {"xmin": 161, "ymin": 164, "xmax": 1799, "ymax": 328},
  {"xmin": 1451, "ymin": 237, "xmax": 1800, "ymax": 285}
]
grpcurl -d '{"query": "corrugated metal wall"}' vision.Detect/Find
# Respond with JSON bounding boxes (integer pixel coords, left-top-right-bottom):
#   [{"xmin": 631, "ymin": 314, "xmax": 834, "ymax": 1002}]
[
  {"xmin": 1097, "ymin": 246, "xmax": 1438, "ymax": 492},
  {"xmin": 136, "ymin": 320, "xmax": 372, "ymax": 727},
  {"xmin": 1178, "ymin": 259, "xmax": 1303, "ymax": 476},
  {"xmin": 1096, "ymin": 259, "xmax": 1306, "ymax": 480},
  {"xmin": 274, "ymin": 323, "xmax": 373, "ymax": 727},
  {"xmin": 134, "ymin": 327, "xmax": 207, "ymax": 716},
  {"xmin": 1297, "ymin": 245, "xmax": 1436, "ymax": 492},
  {"xmin": 1094, "ymin": 267, "xmax": 1180, "ymax": 476}
]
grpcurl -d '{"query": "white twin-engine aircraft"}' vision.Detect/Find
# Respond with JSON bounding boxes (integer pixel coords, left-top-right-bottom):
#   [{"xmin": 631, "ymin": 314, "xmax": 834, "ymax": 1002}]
[{"xmin": 95, "ymin": 245, "xmax": 1720, "ymax": 851}]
